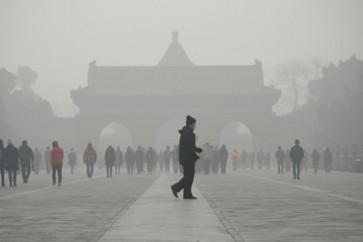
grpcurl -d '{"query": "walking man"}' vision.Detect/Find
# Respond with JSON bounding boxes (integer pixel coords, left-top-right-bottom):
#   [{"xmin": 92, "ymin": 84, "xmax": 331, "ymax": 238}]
[
  {"xmin": 44, "ymin": 146, "xmax": 51, "ymax": 174},
  {"xmin": 18, "ymin": 140, "xmax": 34, "ymax": 183},
  {"xmin": 83, "ymin": 143, "xmax": 97, "ymax": 178},
  {"xmin": 4, "ymin": 140, "xmax": 19, "ymax": 187},
  {"xmin": 68, "ymin": 148, "xmax": 77, "ymax": 174},
  {"xmin": 105, "ymin": 145, "xmax": 115, "ymax": 178},
  {"xmin": 171, "ymin": 115, "xmax": 203, "ymax": 199},
  {"xmin": 51, "ymin": 141, "xmax": 64, "ymax": 186},
  {"xmin": 289, "ymin": 139, "xmax": 304, "ymax": 180},
  {"xmin": 275, "ymin": 146, "xmax": 285, "ymax": 174},
  {"xmin": 0, "ymin": 139, "xmax": 5, "ymax": 187}
]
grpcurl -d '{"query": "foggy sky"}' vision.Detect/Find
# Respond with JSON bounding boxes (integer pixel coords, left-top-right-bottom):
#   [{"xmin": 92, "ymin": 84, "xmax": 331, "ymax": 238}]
[{"xmin": 1, "ymin": 0, "xmax": 362, "ymax": 117}]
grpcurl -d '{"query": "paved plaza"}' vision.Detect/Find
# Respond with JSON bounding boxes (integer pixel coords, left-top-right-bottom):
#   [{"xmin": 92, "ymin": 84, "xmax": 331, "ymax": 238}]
[{"xmin": 0, "ymin": 167, "xmax": 362, "ymax": 241}]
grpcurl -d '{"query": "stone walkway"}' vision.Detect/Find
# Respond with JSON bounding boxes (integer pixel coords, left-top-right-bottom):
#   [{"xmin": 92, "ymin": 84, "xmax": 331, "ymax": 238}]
[{"xmin": 99, "ymin": 174, "xmax": 235, "ymax": 242}]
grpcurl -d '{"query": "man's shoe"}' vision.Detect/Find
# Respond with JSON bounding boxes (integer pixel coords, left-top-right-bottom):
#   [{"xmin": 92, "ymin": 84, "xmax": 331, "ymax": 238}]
[
  {"xmin": 1, "ymin": 183, "xmax": 5, "ymax": 187},
  {"xmin": 184, "ymin": 196, "xmax": 197, "ymax": 199},
  {"xmin": 171, "ymin": 186, "xmax": 178, "ymax": 198}
]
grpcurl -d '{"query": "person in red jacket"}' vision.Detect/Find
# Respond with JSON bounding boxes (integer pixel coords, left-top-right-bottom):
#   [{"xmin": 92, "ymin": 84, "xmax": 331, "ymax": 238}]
[{"xmin": 51, "ymin": 141, "xmax": 64, "ymax": 186}]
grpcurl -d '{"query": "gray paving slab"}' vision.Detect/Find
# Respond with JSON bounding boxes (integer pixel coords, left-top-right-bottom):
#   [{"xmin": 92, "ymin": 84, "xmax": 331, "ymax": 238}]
[
  {"xmin": 196, "ymin": 169, "xmax": 363, "ymax": 242},
  {"xmin": 99, "ymin": 174, "xmax": 235, "ymax": 242}
]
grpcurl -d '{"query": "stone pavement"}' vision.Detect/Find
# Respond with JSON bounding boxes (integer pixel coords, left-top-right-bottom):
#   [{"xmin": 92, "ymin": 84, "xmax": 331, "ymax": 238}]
[
  {"xmin": 1, "ymin": 167, "xmax": 363, "ymax": 241},
  {"xmin": 197, "ymin": 169, "xmax": 363, "ymax": 242},
  {"xmin": 99, "ymin": 174, "xmax": 235, "ymax": 242}
]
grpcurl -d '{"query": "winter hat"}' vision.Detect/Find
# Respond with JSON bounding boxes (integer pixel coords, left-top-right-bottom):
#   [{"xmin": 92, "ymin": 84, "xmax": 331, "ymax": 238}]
[{"xmin": 186, "ymin": 115, "xmax": 196, "ymax": 125}]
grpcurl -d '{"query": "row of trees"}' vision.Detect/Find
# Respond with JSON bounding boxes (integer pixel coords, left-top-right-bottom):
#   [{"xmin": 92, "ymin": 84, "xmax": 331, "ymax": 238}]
[
  {"xmin": 0, "ymin": 66, "xmax": 54, "ymax": 139},
  {"xmin": 273, "ymin": 55, "xmax": 363, "ymax": 146}
]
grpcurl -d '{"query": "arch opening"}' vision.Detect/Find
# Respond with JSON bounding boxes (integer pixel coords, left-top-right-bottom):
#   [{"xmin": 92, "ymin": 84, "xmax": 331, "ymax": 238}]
[{"xmin": 219, "ymin": 121, "xmax": 253, "ymax": 151}]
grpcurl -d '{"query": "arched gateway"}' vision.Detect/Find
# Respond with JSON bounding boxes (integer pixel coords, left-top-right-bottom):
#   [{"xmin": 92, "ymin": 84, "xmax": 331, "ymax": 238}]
[{"xmin": 70, "ymin": 32, "xmax": 280, "ymax": 151}]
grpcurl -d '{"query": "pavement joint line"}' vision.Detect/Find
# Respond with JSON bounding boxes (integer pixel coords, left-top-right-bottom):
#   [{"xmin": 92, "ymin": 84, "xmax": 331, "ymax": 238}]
[
  {"xmin": 0, "ymin": 174, "xmax": 105, "ymax": 201},
  {"xmin": 93, "ymin": 173, "xmax": 161, "ymax": 242},
  {"xmin": 197, "ymin": 185, "xmax": 245, "ymax": 242},
  {"xmin": 241, "ymin": 173, "xmax": 363, "ymax": 205}
]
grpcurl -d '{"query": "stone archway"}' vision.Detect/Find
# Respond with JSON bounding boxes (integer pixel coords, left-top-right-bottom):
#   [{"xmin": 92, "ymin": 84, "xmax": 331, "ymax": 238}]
[
  {"xmin": 98, "ymin": 122, "xmax": 133, "ymax": 152},
  {"xmin": 155, "ymin": 119, "xmax": 184, "ymax": 152},
  {"xmin": 219, "ymin": 121, "xmax": 253, "ymax": 151}
]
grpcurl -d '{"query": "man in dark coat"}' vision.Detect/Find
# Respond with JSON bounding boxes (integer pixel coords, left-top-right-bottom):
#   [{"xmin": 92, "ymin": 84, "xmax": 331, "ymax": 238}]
[
  {"xmin": 0, "ymin": 139, "xmax": 6, "ymax": 187},
  {"xmin": 83, "ymin": 143, "xmax": 97, "ymax": 178},
  {"xmin": 125, "ymin": 147, "xmax": 134, "ymax": 174},
  {"xmin": 275, "ymin": 146, "xmax": 285, "ymax": 174},
  {"xmin": 219, "ymin": 144, "xmax": 229, "ymax": 174},
  {"xmin": 135, "ymin": 146, "xmax": 144, "ymax": 175},
  {"xmin": 4, "ymin": 140, "xmax": 19, "ymax": 187},
  {"xmin": 18, "ymin": 140, "xmax": 34, "ymax": 183},
  {"xmin": 105, "ymin": 145, "xmax": 115, "ymax": 178},
  {"xmin": 289, "ymin": 139, "xmax": 304, "ymax": 179},
  {"xmin": 44, "ymin": 146, "xmax": 51, "ymax": 174},
  {"xmin": 171, "ymin": 115, "xmax": 203, "ymax": 199}
]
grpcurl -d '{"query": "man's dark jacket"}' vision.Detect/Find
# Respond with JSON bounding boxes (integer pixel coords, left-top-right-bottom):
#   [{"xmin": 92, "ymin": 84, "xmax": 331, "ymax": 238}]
[
  {"xmin": 290, "ymin": 145, "xmax": 304, "ymax": 163},
  {"xmin": 4, "ymin": 145, "xmax": 19, "ymax": 171},
  {"xmin": 178, "ymin": 126, "xmax": 201, "ymax": 164}
]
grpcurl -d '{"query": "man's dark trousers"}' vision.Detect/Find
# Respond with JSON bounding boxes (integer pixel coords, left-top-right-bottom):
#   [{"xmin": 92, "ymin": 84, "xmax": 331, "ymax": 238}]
[
  {"xmin": 292, "ymin": 161, "xmax": 301, "ymax": 178},
  {"xmin": 172, "ymin": 162, "xmax": 195, "ymax": 198},
  {"xmin": 21, "ymin": 162, "xmax": 31, "ymax": 182}
]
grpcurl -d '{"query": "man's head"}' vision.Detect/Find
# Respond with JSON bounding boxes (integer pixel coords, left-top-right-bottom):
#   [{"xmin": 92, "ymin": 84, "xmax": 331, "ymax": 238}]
[
  {"xmin": 52, "ymin": 141, "xmax": 58, "ymax": 148},
  {"xmin": 295, "ymin": 139, "xmax": 300, "ymax": 146},
  {"xmin": 186, "ymin": 115, "xmax": 196, "ymax": 130},
  {"xmin": 278, "ymin": 146, "xmax": 282, "ymax": 150},
  {"xmin": 22, "ymin": 140, "xmax": 27, "ymax": 145},
  {"xmin": 7, "ymin": 139, "xmax": 13, "ymax": 146},
  {"xmin": 0, "ymin": 139, "xmax": 3, "ymax": 148}
]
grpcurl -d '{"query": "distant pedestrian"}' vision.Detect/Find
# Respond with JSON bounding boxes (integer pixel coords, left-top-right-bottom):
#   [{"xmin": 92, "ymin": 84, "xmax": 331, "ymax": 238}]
[
  {"xmin": 289, "ymin": 139, "xmax": 304, "ymax": 180},
  {"xmin": 125, "ymin": 147, "xmax": 134, "ymax": 174},
  {"xmin": 0, "ymin": 139, "xmax": 5, "ymax": 187},
  {"xmin": 83, "ymin": 143, "xmax": 97, "ymax": 178},
  {"xmin": 164, "ymin": 146, "xmax": 172, "ymax": 173},
  {"xmin": 285, "ymin": 149, "xmax": 291, "ymax": 172},
  {"xmin": 145, "ymin": 147, "xmax": 155, "ymax": 173},
  {"xmin": 115, "ymin": 146, "xmax": 124, "ymax": 175},
  {"xmin": 231, "ymin": 149, "xmax": 240, "ymax": 172},
  {"xmin": 105, "ymin": 145, "xmax": 115, "ymax": 178},
  {"xmin": 249, "ymin": 151, "xmax": 255, "ymax": 170},
  {"xmin": 44, "ymin": 146, "xmax": 51, "ymax": 174},
  {"xmin": 257, "ymin": 150, "xmax": 265, "ymax": 170},
  {"xmin": 275, "ymin": 146, "xmax": 285, "ymax": 174},
  {"xmin": 219, "ymin": 144, "xmax": 229, "ymax": 174},
  {"xmin": 211, "ymin": 146, "xmax": 219, "ymax": 174},
  {"xmin": 4, "ymin": 140, "xmax": 19, "ymax": 187},
  {"xmin": 172, "ymin": 145, "xmax": 179, "ymax": 173},
  {"xmin": 311, "ymin": 148, "xmax": 320, "ymax": 173},
  {"xmin": 33, "ymin": 148, "xmax": 42, "ymax": 175},
  {"xmin": 18, "ymin": 140, "xmax": 34, "ymax": 183},
  {"xmin": 51, "ymin": 141, "xmax": 64, "ymax": 186},
  {"xmin": 202, "ymin": 143, "xmax": 213, "ymax": 174},
  {"xmin": 324, "ymin": 147, "xmax": 333, "ymax": 174},
  {"xmin": 240, "ymin": 149, "xmax": 248, "ymax": 170},
  {"xmin": 265, "ymin": 152, "xmax": 272, "ymax": 170},
  {"xmin": 68, "ymin": 148, "xmax": 77, "ymax": 174}
]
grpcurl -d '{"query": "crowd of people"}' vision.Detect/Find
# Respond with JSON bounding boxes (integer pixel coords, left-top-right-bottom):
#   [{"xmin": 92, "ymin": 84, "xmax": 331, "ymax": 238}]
[{"xmin": 0, "ymin": 136, "xmax": 362, "ymax": 188}]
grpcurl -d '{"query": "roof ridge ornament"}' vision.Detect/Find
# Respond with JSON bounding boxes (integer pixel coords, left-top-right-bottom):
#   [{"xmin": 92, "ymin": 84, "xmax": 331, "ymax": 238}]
[{"xmin": 172, "ymin": 31, "xmax": 179, "ymax": 42}]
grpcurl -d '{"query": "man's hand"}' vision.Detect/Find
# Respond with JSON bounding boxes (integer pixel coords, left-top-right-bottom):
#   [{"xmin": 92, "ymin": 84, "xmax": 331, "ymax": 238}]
[{"xmin": 196, "ymin": 148, "xmax": 203, "ymax": 153}]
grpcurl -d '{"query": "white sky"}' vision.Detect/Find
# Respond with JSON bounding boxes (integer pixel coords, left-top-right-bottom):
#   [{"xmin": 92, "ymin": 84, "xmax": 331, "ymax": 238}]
[{"xmin": 0, "ymin": 0, "xmax": 362, "ymax": 116}]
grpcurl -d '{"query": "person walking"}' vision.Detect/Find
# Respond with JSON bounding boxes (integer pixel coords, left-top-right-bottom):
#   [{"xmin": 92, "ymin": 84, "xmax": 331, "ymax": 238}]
[
  {"xmin": 311, "ymin": 148, "xmax": 320, "ymax": 173},
  {"xmin": 33, "ymin": 148, "xmax": 42, "ymax": 175},
  {"xmin": 44, "ymin": 146, "xmax": 51, "ymax": 174},
  {"xmin": 289, "ymin": 139, "xmax": 304, "ymax": 180},
  {"xmin": 231, "ymin": 149, "xmax": 240, "ymax": 172},
  {"xmin": 51, "ymin": 141, "xmax": 64, "ymax": 186},
  {"xmin": 275, "ymin": 146, "xmax": 285, "ymax": 174},
  {"xmin": 115, "ymin": 146, "xmax": 123, "ymax": 175},
  {"xmin": 4, "ymin": 140, "xmax": 19, "ymax": 187},
  {"xmin": 145, "ymin": 147, "xmax": 155, "ymax": 174},
  {"xmin": 211, "ymin": 146, "xmax": 219, "ymax": 174},
  {"xmin": 18, "ymin": 140, "xmax": 34, "ymax": 184},
  {"xmin": 202, "ymin": 143, "xmax": 213, "ymax": 174},
  {"xmin": 83, "ymin": 143, "xmax": 97, "ymax": 178},
  {"xmin": 171, "ymin": 115, "xmax": 203, "ymax": 199},
  {"xmin": 249, "ymin": 151, "xmax": 255, "ymax": 170},
  {"xmin": 105, "ymin": 145, "xmax": 115, "ymax": 178},
  {"xmin": 68, "ymin": 148, "xmax": 77, "ymax": 174},
  {"xmin": 324, "ymin": 147, "xmax": 333, "ymax": 174},
  {"xmin": 125, "ymin": 147, "xmax": 134, "ymax": 174},
  {"xmin": 240, "ymin": 149, "xmax": 248, "ymax": 170},
  {"xmin": 0, "ymin": 139, "xmax": 6, "ymax": 187},
  {"xmin": 163, "ymin": 146, "xmax": 172, "ymax": 173},
  {"xmin": 219, "ymin": 144, "xmax": 229, "ymax": 174},
  {"xmin": 172, "ymin": 145, "xmax": 179, "ymax": 173}
]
